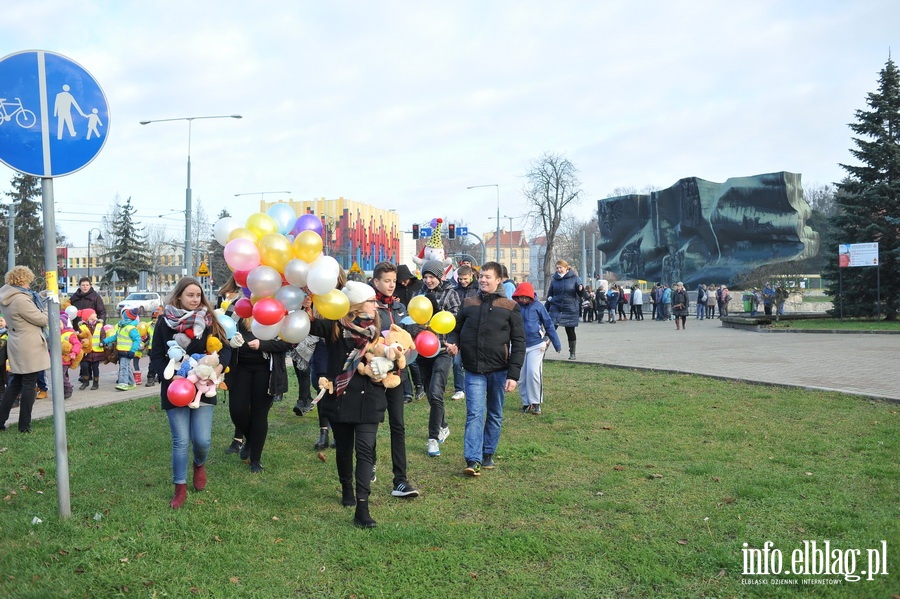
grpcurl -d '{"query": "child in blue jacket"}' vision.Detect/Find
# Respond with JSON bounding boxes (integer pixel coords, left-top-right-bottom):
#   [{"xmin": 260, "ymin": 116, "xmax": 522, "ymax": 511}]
[{"xmin": 512, "ymin": 282, "xmax": 561, "ymax": 414}]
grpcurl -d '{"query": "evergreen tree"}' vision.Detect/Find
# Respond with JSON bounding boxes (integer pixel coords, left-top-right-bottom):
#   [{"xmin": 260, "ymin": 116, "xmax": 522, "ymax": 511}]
[
  {"xmin": 103, "ymin": 197, "xmax": 151, "ymax": 296},
  {"xmin": 1, "ymin": 174, "xmax": 44, "ymax": 276},
  {"xmin": 208, "ymin": 208, "xmax": 231, "ymax": 291},
  {"xmin": 826, "ymin": 57, "xmax": 900, "ymax": 320}
]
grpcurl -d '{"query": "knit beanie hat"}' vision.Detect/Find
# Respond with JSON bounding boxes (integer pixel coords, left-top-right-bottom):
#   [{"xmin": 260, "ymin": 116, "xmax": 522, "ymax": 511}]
[
  {"xmin": 122, "ymin": 308, "xmax": 139, "ymax": 322},
  {"xmin": 342, "ymin": 281, "xmax": 376, "ymax": 306},
  {"xmin": 421, "ymin": 260, "xmax": 445, "ymax": 280},
  {"xmin": 79, "ymin": 308, "xmax": 97, "ymax": 322},
  {"xmin": 60, "ymin": 311, "xmax": 69, "ymax": 328}
]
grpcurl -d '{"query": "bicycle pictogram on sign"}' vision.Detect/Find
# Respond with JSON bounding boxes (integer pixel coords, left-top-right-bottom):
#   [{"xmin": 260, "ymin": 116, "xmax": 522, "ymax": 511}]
[{"xmin": 0, "ymin": 97, "xmax": 37, "ymax": 128}]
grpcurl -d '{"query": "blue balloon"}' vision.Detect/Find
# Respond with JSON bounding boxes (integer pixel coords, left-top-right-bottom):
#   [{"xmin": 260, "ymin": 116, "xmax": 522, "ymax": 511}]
[
  {"xmin": 400, "ymin": 316, "xmax": 415, "ymax": 325},
  {"xmin": 266, "ymin": 203, "xmax": 297, "ymax": 235},
  {"xmin": 216, "ymin": 313, "xmax": 238, "ymax": 340}
]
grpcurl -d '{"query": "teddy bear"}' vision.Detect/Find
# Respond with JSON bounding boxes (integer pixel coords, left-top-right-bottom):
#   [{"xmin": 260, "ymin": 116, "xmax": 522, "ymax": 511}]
[
  {"xmin": 185, "ymin": 352, "xmax": 222, "ymax": 409},
  {"xmin": 356, "ymin": 324, "xmax": 416, "ymax": 388}
]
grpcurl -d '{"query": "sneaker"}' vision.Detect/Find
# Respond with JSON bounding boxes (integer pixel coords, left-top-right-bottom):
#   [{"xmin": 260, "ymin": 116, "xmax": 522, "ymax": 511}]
[
  {"xmin": 451, "ymin": 390, "xmax": 465, "ymax": 401},
  {"xmin": 391, "ymin": 482, "xmax": 419, "ymax": 498},
  {"xmin": 530, "ymin": 404, "xmax": 541, "ymax": 414},
  {"xmin": 438, "ymin": 426, "xmax": 450, "ymax": 443},
  {"xmin": 36, "ymin": 390, "xmax": 48, "ymax": 399},
  {"xmin": 403, "ymin": 395, "xmax": 413, "ymax": 405},
  {"xmin": 272, "ymin": 394, "xmax": 283, "ymax": 402},
  {"xmin": 115, "ymin": 383, "xmax": 129, "ymax": 391},
  {"xmin": 415, "ymin": 386, "xmax": 425, "ymax": 400},
  {"xmin": 239, "ymin": 441, "xmax": 251, "ymax": 461},
  {"xmin": 124, "ymin": 384, "xmax": 137, "ymax": 391},
  {"xmin": 226, "ymin": 438, "xmax": 242, "ymax": 454},
  {"xmin": 463, "ymin": 461, "xmax": 481, "ymax": 476},
  {"xmin": 426, "ymin": 438, "xmax": 441, "ymax": 457},
  {"xmin": 482, "ymin": 454, "xmax": 495, "ymax": 469},
  {"xmin": 520, "ymin": 404, "xmax": 532, "ymax": 414}
]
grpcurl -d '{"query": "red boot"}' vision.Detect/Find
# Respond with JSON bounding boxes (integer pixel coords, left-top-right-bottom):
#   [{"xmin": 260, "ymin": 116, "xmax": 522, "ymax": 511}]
[
  {"xmin": 193, "ymin": 464, "xmax": 207, "ymax": 491},
  {"xmin": 170, "ymin": 483, "xmax": 187, "ymax": 509}
]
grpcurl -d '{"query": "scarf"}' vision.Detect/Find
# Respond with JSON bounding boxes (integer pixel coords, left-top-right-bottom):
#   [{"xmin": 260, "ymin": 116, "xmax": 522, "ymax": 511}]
[
  {"xmin": 374, "ymin": 290, "xmax": 395, "ymax": 305},
  {"xmin": 163, "ymin": 305, "xmax": 211, "ymax": 337},
  {"xmin": 333, "ymin": 314, "xmax": 378, "ymax": 397}
]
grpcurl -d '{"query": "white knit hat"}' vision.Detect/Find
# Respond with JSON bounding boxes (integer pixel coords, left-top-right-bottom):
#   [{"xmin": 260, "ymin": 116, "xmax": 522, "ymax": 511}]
[{"xmin": 342, "ymin": 281, "xmax": 376, "ymax": 305}]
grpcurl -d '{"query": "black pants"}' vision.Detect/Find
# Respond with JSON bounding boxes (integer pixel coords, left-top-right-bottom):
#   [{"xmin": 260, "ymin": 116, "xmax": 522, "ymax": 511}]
[
  {"xmin": 418, "ymin": 352, "xmax": 451, "ymax": 440},
  {"xmin": 228, "ymin": 362, "xmax": 273, "ymax": 462},
  {"xmin": 79, "ymin": 360, "xmax": 100, "ymax": 382},
  {"xmin": 293, "ymin": 364, "xmax": 313, "ymax": 404},
  {"xmin": 332, "ymin": 421, "xmax": 378, "ymax": 502},
  {"xmin": 385, "ymin": 384, "xmax": 409, "ymax": 486},
  {"xmin": 635, "ymin": 305, "xmax": 644, "ymax": 320},
  {"xmin": 0, "ymin": 372, "xmax": 39, "ymax": 431}
]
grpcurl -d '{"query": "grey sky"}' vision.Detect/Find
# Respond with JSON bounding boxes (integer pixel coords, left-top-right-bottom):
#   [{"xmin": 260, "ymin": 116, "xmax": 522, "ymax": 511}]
[{"xmin": 2, "ymin": 0, "xmax": 897, "ymax": 244}]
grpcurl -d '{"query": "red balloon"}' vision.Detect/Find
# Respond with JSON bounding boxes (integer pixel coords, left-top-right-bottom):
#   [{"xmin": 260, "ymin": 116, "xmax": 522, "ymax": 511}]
[
  {"xmin": 167, "ymin": 378, "xmax": 196, "ymax": 407},
  {"xmin": 233, "ymin": 269, "xmax": 250, "ymax": 287},
  {"xmin": 234, "ymin": 298, "xmax": 254, "ymax": 319},
  {"xmin": 252, "ymin": 297, "xmax": 287, "ymax": 326},
  {"xmin": 415, "ymin": 331, "xmax": 440, "ymax": 359}
]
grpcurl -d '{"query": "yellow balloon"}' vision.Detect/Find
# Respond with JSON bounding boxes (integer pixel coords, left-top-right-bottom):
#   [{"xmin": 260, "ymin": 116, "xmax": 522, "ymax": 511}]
[
  {"xmin": 220, "ymin": 300, "xmax": 231, "ymax": 311},
  {"xmin": 314, "ymin": 289, "xmax": 350, "ymax": 320},
  {"xmin": 228, "ymin": 227, "xmax": 259, "ymax": 244},
  {"xmin": 408, "ymin": 295, "xmax": 434, "ymax": 325},
  {"xmin": 430, "ymin": 310, "xmax": 456, "ymax": 335},
  {"xmin": 292, "ymin": 230, "xmax": 324, "ymax": 263},
  {"xmin": 259, "ymin": 233, "xmax": 294, "ymax": 272},
  {"xmin": 137, "ymin": 322, "xmax": 149, "ymax": 336},
  {"xmin": 245, "ymin": 212, "xmax": 279, "ymax": 239}
]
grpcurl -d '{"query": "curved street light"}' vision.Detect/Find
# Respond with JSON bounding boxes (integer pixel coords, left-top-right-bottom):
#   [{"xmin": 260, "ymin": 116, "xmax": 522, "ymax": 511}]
[
  {"xmin": 87, "ymin": 227, "xmax": 103, "ymax": 282},
  {"xmin": 139, "ymin": 114, "xmax": 242, "ymax": 276}
]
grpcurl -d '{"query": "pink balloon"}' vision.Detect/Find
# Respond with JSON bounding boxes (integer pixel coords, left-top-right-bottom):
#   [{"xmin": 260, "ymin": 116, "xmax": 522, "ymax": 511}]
[
  {"xmin": 252, "ymin": 297, "xmax": 287, "ymax": 326},
  {"xmin": 233, "ymin": 269, "xmax": 250, "ymax": 287},
  {"xmin": 291, "ymin": 213, "xmax": 324, "ymax": 237},
  {"xmin": 224, "ymin": 238, "xmax": 261, "ymax": 272},
  {"xmin": 415, "ymin": 331, "xmax": 441, "ymax": 359},
  {"xmin": 167, "ymin": 378, "xmax": 196, "ymax": 407},
  {"xmin": 234, "ymin": 298, "xmax": 254, "ymax": 319}
]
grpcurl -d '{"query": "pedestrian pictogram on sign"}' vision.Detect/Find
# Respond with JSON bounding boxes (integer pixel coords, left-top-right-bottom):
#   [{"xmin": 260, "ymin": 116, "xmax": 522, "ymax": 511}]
[{"xmin": 196, "ymin": 262, "xmax": 210, "ymax": 277}]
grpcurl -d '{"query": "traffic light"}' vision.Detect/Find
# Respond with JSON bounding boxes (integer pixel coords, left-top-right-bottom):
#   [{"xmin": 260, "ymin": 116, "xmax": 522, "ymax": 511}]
[
  {"xmin": 412, "ymin": 224, "xmax": 420, "ymax": 239},
  {"xmin": 448, "ymin": 223, "xmax": 456, "ymax": 239}
]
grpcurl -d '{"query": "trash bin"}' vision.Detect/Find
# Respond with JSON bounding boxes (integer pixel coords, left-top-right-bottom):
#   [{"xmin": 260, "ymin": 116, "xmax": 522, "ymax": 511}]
[{"xmin": 742, "ymin": 293, "xmax": 753, "ymax": 313}]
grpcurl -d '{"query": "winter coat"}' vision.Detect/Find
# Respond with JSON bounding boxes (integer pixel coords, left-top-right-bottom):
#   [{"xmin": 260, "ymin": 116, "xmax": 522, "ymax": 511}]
[
  {"xmin": 226, "ymin": 319, "xmax": 293, "ymax": 396},
  {"xmin": 0, "ymin": 285, "xmax": 50, "ymax": 374},
  {"xmin": 606, "ymin": 289, "xmax": 620, "ymax": 311},
  {"xmin": 455, "ymin": 289, "xmax": 525, "ymax": 380},
  {"xmin": 69, "ymin": 286, "xmax": 107, "ymax": 323},
  {"xmin": 308, "ymin": 317, "xmax": 388, "ymax": 425},
  {"xmin": 414, "ymin": 280, "xmax": 461, "ymax": 353},
  {"xmin": 671, "ymin": 289, "xmax": 689, "ymax": 316},
  {"xmin": 149, "ymin": 318, "xmax": 233, "ymax": 410},
  {"xmin": 546, "ymin": 269, "xmax": 583, "ymax": 328},
  {"xmin": 519, "ymin": 299, "xmax": 561, "ymax": 351}
]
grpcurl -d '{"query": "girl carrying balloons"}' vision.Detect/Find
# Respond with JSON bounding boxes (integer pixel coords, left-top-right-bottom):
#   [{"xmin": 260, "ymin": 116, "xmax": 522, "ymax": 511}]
[{"xmin": 149, "ymin": 277, "xmax": 231, "ymax": 509}]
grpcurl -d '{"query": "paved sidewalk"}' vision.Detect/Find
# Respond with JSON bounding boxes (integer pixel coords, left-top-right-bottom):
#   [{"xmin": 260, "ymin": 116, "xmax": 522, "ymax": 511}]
[
  {"xmin": 6, "ymin": 318, "xmax": 899, "ymax": 428},
  {"xmin": 544, "ymin": 317, "xmax": 900, "ymax": 402}
]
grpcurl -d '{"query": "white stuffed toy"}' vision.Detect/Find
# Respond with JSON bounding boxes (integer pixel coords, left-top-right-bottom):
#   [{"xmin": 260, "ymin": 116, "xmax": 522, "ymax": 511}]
[
  {"xmin": 163, "ymin": 340, "xmax": 187, "ymax": 380},
  {"xmin": 412, "ymin": 218, "xmax": 453, "ymax": 279},
  {"xmin": 185, "ymin": 352, "xmax": 222, "ymax": 409}
]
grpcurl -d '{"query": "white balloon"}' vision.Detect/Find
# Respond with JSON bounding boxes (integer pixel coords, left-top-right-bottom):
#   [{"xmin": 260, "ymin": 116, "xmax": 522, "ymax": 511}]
[
  {"xmin": 246, "ymin": 265, "xmax": 283, "ymax": 298},
  {"xmin": 250, "ymin": 318, "xmax": 283, "ymax": 340},
  {"xmin": 307, "ymin": 265, "xmax": 339, "ymax": 296},
  {"xmin": 309, "ymin": 255, "xmax": 340, "ymax": 278},
  {"xmin": 274, "ymin": 285, "xmax": 306, "ymax": 311},
  {"xmin": 65, "ymin": 305, "xmax": 78, "ymax": 320},
  {"xmin": 279, "ymin": 310, "xmax": 311, "ymax": 343},
  {"xmin": 283, "ymin": 259, "xmax": 310, "ymax": 288},
  {"xmin": 213, "ymin": 217, "xmax": 239, "ymax": 246}
]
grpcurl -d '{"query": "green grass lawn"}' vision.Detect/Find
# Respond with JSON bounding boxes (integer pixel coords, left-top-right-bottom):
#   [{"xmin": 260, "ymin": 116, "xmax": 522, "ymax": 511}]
[
  {"xmin": 770, "ymin": 318, "xmax": 900, "ymax": 331},
  {"xmin": 1, "ymin": 364, "xmax": 897, "ymax": 598}
]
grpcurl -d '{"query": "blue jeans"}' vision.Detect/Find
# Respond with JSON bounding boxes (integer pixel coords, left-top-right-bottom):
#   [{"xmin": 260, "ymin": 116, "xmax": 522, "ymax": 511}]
[
  {"xmin": 166, "ymin": 405, "xmax": 214, "ymax": 484},
  {"xmin": 117, "ymin": 356, "xmax": 135, "ymax": 386},
  {"xmin": 463, "ymin": 370, "xmax": 507, "ymax": 463},
  {"xmin": 452, "ymin": 352, "xmax": 465, "ymax": 393}
]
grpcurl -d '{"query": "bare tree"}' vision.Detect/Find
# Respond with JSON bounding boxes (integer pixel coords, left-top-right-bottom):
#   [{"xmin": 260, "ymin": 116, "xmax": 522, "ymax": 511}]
[
  {"xmin": 523, "ymin": 152, "xmax": 583, "ymax": 292},
  {"xmin": 803, "ymin": 183, "xmax": 837, "ymax": 217}
]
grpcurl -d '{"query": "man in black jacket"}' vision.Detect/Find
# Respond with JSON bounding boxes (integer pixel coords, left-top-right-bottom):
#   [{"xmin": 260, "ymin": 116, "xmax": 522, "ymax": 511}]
[{"xmin": 454, "ymin": 261, "xmax": 525, "ymax": 476}]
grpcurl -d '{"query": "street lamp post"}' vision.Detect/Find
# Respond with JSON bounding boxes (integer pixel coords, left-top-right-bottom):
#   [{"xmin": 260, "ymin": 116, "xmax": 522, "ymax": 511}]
[
  {"xmin": 234, "ymin": 191, "xmax": 292, "ymax": 204},
  {"xmin": 467, "ymin": 184, "xmax": 500, "ymax": 265},
  {"xmin": 503, "ymin": 215, "xmax": 514, "ymax": 279},
  {"xmin": 87, "ymin": 228, "xmax": 103, "ymax": 282},
  {"xmin": 140, "ymin": 114, "xmax": 242, "ymax": 277}
]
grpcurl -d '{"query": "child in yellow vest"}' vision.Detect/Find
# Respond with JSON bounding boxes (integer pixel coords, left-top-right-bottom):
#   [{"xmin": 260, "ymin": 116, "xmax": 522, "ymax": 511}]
[
  {"xmin": 60, "ymin": 312, "xmax": 83, "ymax": 399},
  {"xmin": 77, "ymin": 309, "xmax": 106, "ymax": 390},
  {"xmin": 104, "ymin": 308, "xmax": 143, "ymax": 391}
]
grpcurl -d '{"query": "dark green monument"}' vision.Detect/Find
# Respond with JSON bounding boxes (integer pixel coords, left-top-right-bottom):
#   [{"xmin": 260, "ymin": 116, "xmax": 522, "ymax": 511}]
[{"xmin": 597, "ymin": 171, "xmax": 819, "ymax": 285}]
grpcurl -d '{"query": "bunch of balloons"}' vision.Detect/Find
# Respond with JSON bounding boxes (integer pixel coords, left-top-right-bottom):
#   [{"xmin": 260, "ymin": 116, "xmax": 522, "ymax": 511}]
[
  {"xmin": 405, "ymin": 295, "xmax": 457, "ymax": 359},
  {"xmin": 213, "ymin": 205, "xmax": 349, "ymax": 342}
]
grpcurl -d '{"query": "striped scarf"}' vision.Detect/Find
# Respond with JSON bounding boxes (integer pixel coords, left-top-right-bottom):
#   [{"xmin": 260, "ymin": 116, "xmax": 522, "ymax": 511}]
[{"xmin": 333, "ymin": 314, "xmax": 378, "ymax": 397}]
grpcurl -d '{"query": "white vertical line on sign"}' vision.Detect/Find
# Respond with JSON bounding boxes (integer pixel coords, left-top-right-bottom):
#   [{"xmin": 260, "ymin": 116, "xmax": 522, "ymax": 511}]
[{"xmin": 36, "ymin": 51, "xmax": 52, "ymax": 177}]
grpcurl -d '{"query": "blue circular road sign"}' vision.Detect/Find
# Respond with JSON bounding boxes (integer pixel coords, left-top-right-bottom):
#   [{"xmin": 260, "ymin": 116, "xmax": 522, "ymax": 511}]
[{"xmin": 0, "ymin": 50, "xmax": 109, "ymax": 178}]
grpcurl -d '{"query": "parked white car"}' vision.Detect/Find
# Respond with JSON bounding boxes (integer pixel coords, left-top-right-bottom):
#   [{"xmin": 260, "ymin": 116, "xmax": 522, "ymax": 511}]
[{"xmin": 117, "ymin": 292, "xmax": 162, "ymax": 316}]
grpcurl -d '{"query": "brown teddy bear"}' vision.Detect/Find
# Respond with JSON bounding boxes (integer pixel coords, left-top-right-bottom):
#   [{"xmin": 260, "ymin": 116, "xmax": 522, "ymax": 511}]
[{"xmin": 356, "ymin": 324, "xmax": 415, "ymax": 389}]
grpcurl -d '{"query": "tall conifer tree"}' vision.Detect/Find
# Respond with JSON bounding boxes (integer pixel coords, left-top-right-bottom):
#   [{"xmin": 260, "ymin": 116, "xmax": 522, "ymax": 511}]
[
  {"xmin": 826, "ymin": 57, "xmax": 900, "ymax": 320},
  {"xmin": 103, "ymin": 197, "xmax": 151, "ymax": 296}
]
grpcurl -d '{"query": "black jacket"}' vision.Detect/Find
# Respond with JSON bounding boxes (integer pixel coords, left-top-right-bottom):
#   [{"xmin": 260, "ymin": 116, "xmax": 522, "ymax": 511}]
[
  {"xmin": 225, "ymin": 320, "xmax": 294, "ymax": 396},
  {"xmin": 70, "ymin": 287, "xmax": 107, "ymax": 323},
  {"xmin": 308, "ymin": 317, "xmax": 387, "ymax": 424},
  {"xmin": 149, "ymin": 321, "xmax": 233, "ymax": 410},
  {"xmin": 455, "ymin": 290, "xmax": 525, "ymax": 380}
]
